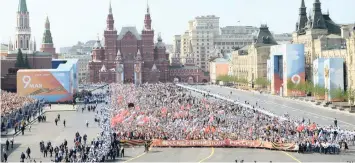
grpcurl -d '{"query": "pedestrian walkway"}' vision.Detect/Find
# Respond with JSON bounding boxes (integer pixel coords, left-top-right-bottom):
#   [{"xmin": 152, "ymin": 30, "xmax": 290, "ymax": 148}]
[{"xmin": 5, "ymin": 108, "xmax": 99, "ymax": 162}]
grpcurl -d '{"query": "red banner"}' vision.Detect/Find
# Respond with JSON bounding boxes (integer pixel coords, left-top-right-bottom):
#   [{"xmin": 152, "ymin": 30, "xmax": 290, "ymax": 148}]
[
  {"xmin": 150, "ymin": 139, "xmax": 297, "ymax": 151},
  {"xmin": 119, "ymin": 139, "xmax": 297, "ymax": 151}
]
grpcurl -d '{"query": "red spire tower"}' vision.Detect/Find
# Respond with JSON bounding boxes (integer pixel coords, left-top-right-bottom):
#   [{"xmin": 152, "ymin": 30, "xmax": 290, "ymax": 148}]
[
  {"xmin": 40, "ymin": 15, "xmax": 57, "ymax": 59},
  {"xmin": 144, "ymin": 2, "xmax": 152, "ymax": 30},
  {"xmin": 104, "ymin": 0, "xmax": 118, "ymax": 64}
]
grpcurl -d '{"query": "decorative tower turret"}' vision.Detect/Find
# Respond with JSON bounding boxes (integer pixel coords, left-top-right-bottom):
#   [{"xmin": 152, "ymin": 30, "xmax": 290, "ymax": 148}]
[
  {"xmin": 144, "ymin": 2, "xmax": 152, "ymax": 31},
  {"xmin": 141, "ymin": 1, "xmax": 155, "ymax": 62},
  {"xmin": 91, "ymin": 37, "xmax": 105, "ymax": 61},
  {"xmin": 40, "ymin": 16, "xmax": 57, "ymax": 58},
  {"xmin": 115, "ymin": 49, "xmax": 124, "ymax": 83},
  {"xmin": 15, "ymin": 0, "xmax": 31, "ymax": 51},
  {"xmin": 296, "ymin": 0, "xmax": 308, "ymax": 33},
  {"xmin": 134, "ymin": 49, "xmax": 143, "ymax": 85},
  {"xmin": 104, "ymin": 0, "xmax": 117, "ymax": 63},
  {"xmin": 310, "ymin": 0, "xmax": 326, "ymax": 29}
]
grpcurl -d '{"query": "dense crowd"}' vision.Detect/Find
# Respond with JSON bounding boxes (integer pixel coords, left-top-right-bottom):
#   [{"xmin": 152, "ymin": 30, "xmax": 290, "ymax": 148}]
[
  {"xmin": 109, "ymin": 83, "xmax": 355, "ymax": 153},
  {"xmin": 1, "ymin": 90, "xmax": 37, "ymax": 116}
]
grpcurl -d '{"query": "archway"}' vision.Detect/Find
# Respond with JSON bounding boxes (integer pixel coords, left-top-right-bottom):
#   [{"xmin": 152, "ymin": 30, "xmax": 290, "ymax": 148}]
[{"xmin": 187, "ymin": 76, "xmax": 194, "ymax": 84}]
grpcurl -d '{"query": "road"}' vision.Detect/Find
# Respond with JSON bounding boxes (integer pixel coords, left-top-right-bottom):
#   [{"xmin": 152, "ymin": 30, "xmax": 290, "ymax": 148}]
[{"xmin": 188, "ymin": 84, "xmax": 355, "ymax": 131}]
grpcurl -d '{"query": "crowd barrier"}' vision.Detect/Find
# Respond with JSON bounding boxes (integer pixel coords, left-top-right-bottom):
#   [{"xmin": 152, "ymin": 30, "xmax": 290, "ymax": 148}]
[{"xmin": 119, "ymin": 139, "xmax": 298, "ymax": 151}]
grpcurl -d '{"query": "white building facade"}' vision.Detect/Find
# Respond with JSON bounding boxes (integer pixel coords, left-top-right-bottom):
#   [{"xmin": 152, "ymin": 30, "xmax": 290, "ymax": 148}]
[{"xmin": 61, "ymin": 54, "xmax": 91, "ymax": 83}]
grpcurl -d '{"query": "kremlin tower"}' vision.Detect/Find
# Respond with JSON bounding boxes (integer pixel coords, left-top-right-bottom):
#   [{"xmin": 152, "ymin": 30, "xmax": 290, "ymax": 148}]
[{"xmin": 40, "ymin": 16, "xmax": 57, "ymax": 59}]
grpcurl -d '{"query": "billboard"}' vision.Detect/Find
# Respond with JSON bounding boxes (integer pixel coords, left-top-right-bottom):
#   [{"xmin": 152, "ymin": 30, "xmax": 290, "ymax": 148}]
[
  {"xmin": 17, "ymin": 70, "xmax": 73, "ymax": 102},
  {"xmin": 283, "ymin": 44, "xmax": 305, "ymax": 96},
  {"xmin": 270, "ymin": 45, "xmax": 285, "ymax": 95},
  {"xmin": 324, "ymin": 58, "xmax": 344, "ymax": 101},
  {"xmin": 313, "ymin": 58, "xmax": 325, "ymax": 87},
  {"xmin": 270, "ymin": 44, "xmax": 305, "ymax": 96}
]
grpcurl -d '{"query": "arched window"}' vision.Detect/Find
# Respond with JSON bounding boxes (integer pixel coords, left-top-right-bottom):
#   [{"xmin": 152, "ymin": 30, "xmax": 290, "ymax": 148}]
[
  {"xmin": 20, "ymin": 39, "xmax": 23, "ymax": 49},
  {"xmin": 26, "ymin": 39, "xmax": 29, "ymax": 49}
]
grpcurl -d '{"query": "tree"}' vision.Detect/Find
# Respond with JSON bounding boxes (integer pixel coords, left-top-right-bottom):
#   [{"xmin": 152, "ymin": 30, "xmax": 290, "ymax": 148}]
[
  {"xmin": 345, "ymin": 89, "xmax": 355, "ymax": 104},
  {"xmin": 330, "ymin": 87, "xmax": 345, "ymax": 101},
  {"xmin": 15, "ymin": 49, "xmax": 25, "ymax": 68},
  {"xmin": 313, "ymin": 84, "xmax": 327, "ymax": 96},
  {"xmin": 255, "ymin": 77, "xmax": 269, "ymax": 88},
  {"xmin": 24, "ymin": 54, "xmax": 30, "ymax": 69}
]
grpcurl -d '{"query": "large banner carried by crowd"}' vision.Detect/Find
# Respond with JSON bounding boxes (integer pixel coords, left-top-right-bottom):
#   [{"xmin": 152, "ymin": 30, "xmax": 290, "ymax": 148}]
[{"xmin": 120, "ymin": 140, "xmax": 297, "ymax": 151}]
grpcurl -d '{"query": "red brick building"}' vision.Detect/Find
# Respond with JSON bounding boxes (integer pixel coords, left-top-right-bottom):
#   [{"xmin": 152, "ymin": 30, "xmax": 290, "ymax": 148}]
[
  {"xmin": 89, "ymin": 2, "xmax": 209, "ymax": 84},
  {"xmin": 89, "ymin": 3, "xmax": 169, "ymax": 84}
]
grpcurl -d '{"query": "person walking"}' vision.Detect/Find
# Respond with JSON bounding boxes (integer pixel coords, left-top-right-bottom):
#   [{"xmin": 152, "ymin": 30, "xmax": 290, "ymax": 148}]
[
  {"xmin": 55, "ymin": 118, "xmax": 58, "ymax": 126},
  {"xmin": 63, "ymin": 119, "xmax": 66, "ymax": 127},
  {"xmin": 20, "ymin": 152, "xmax": 25, "ymax": 162},
  {"xmin": 3, "ymin": 151, "xmax": 7, "ymax": 162},
  {"xmin": 86, "ymin": 120, "xmax": 89, "ymax": 128},
  {"xmin": 10, "ymin": 137, "xmax": 14, "ymax": 149},
  {"xmin": 6, "ymin": 139, "xmax": 9, "ymax": 151},
  {"xmin": 334, "ymin": 118, "xmax": 338, "ymax": 127},
  {"xmin": 26, "ymin": 147, "xmax": 31, "ymax": 159}
]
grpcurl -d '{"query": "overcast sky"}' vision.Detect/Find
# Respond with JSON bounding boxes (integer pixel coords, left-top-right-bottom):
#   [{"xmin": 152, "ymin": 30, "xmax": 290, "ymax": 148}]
[{"xmin": 0, "ymin": 0, "xmax": 354, "ymax": 50}]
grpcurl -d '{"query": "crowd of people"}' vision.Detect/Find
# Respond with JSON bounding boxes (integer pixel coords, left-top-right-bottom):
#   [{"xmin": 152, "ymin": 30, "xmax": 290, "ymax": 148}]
[
  {"xmin": 109, "ymin": 83, "xmax": 355, "ymax": 154},
  {"xmin": 1, "ymin": 90, "xmax": 44, "ymax": 134},
  {"xmin": 1, "ymin": 90, "xmax": 38, "ymax": 117}
]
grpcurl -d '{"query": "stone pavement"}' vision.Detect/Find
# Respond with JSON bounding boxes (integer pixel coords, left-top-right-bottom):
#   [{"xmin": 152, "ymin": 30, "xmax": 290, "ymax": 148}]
[{"xmin": 5, "ymin": 104, "xmax": 101, "ymax": 162}]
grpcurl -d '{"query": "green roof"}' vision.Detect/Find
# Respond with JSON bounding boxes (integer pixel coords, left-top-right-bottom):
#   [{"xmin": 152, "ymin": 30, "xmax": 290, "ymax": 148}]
[
  {"xmin": 42, "ymin": 30, "xmax": 53, "ymax": 44},
  {"xmin": 18, "ymin": 0, "xmax": 28, "ymax": 12}
]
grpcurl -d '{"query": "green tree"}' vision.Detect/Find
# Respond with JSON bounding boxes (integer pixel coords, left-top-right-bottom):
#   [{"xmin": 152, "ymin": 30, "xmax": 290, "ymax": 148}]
[
  {"xmin": 15, "ymin": 49, "xmax": 25, "ymax": 68},
  {"xmin": 24, "ymin": 54, "xmax": 30, "ymax": 69},
  {"xmin": 313, "ymin": 84, "xmax": 327, "ymax": 96},
  {"xmin": 345, "ymin": 89, "xmax": 355, "ymax": 104},
  {"xmin": 287, "ymin": 79, "xmax": 296, "ymax": 91},
  {"xmin": 255, "ymin": 77, "xmax": 269, "ymax": 88},
  {"xmin": 330, "ymin": 87, "xmax": 345, "ymax": 101}
]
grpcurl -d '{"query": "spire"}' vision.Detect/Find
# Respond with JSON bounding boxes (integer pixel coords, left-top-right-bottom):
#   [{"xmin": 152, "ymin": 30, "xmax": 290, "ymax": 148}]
[
  {"xmin": 146, "ymin": 0, "xmax": 150, "ymax": 14},
  {"xmin": 18, "ymin": 0, "xmax": 28, "ymax": 12},
  {"xmin": 109, "ymin": 0, "xmax": 112, "ymax": 14},
  {"xmin": 136, "ymin": 49, "xmax": 142, "ymax": 61},
  {"xmin": 106, "ymin": 1, "xmax": 114, "ymax": 30},
  {"xmin": 296, "ymin": 0, "xmax": 308, "ymax": 32},
  {"xmin": 301, "ymin": 0, "xmax": 305, "ymax": 7},
  {"xmin": 310, "ymin": 0, "xmax": 326, "ymax": 29},
  {"xmin": 42, "ymin": 16, "xmax": 53, "ymax": 44},
  {"xmin": 157, "ymin": 33, "xmax": 162, "ymax": 42},
  {"xmin": 45, "ymin": 15, "xmax": 50, "ymax": 30},
  {"xmin": 144, "ymin": 1, "xmax": 152, "ymax": 30},
  {"xmin": 116, "ymin": 49, "xmax": 122, "ymax": 61}
]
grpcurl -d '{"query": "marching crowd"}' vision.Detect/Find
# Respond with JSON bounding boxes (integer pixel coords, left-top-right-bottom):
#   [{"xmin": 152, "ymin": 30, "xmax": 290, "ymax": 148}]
[{"xmin": 109, "ymin": 83, "xmax": 355, "ymax": 154}]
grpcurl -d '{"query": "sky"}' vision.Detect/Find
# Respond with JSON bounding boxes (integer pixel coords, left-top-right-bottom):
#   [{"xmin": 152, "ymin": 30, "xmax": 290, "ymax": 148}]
[{"xmin": 0, "ymin": 0, "xmax": 354, "ymax": 51}]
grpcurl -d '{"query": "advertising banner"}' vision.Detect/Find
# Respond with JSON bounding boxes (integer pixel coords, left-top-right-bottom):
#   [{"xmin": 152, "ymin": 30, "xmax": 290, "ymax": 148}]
[
  {"xmin": 118, "ymin": 139, "xmax": 297, "ymax": 151},
  {"xmin": 284, "ymin": 44, "xmax": 305, "ymax": 96},
  {"xmin": 324, "ymin": 58, "xmax": 344, "ymax": 101},
  {"xmin": 17, "ymin": 70, "xmax": 73, "ymax": 102},
  {"xmin": 313, "ymin": 58, "xmax": 326, "ymax": 87}
]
